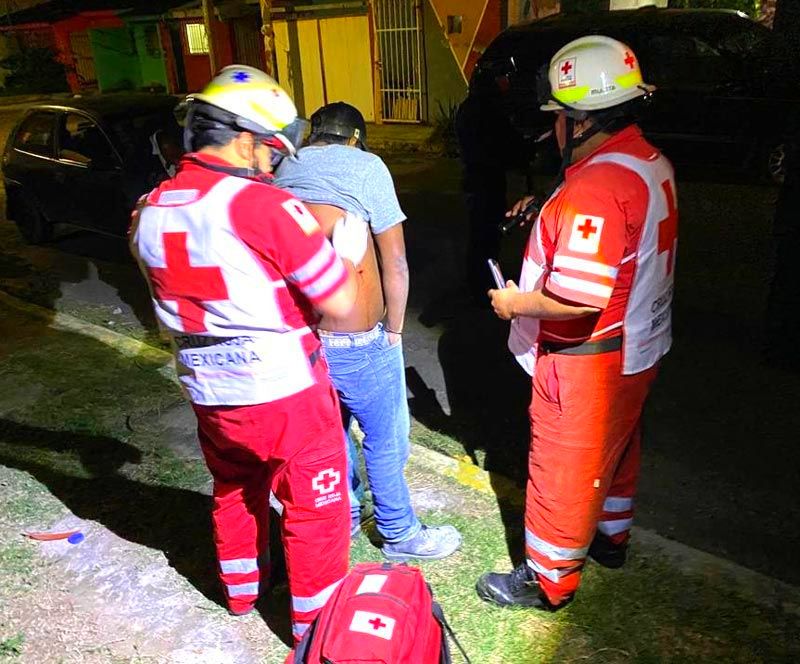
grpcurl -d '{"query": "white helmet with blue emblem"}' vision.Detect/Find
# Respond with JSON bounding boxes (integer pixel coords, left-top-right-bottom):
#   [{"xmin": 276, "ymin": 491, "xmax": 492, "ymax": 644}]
[{"xmin": 183, "ymin": 65, "xmax": 307, "ymax": 158}]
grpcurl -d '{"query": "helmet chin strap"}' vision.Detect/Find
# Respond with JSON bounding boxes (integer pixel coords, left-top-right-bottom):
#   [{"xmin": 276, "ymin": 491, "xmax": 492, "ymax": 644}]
[
  {"xmin": 185, "ymin": 154, "xmax": 268, "ymax": 181},
  {"xmin": 550, "ymin": 107, "xmax": 618, "ymax": 195}
]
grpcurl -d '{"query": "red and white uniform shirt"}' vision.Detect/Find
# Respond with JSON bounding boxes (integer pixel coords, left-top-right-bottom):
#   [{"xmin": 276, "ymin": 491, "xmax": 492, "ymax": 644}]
[
  {"xmin": 509, "ymin": 126, "xmax": 677, "ymax": 375},
  {"xmin": 130, "ymin": 155, "xmax": 347, "ymax": 405}
]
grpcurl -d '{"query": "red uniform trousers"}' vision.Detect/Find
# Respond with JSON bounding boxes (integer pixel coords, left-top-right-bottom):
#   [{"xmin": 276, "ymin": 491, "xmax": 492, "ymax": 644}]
[
  {"xmin": 193, "ymin": 362, "xmax": 349, "ymax": 643},
  {"xmin": 525, "ymin": 349, "xmax": 658, "ymax": 606}
]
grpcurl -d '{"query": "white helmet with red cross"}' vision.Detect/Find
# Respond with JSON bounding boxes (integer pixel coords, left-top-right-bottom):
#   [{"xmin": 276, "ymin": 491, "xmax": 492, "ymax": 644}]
[{"xmin": 540, "ymin": 35, "xmax": 655, "ymax": 113}]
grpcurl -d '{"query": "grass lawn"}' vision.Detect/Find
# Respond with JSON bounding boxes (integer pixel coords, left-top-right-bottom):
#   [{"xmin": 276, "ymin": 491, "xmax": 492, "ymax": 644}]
[{"xmin": 1, "ymin": 299, "xmax": 799, "ymax": 663}]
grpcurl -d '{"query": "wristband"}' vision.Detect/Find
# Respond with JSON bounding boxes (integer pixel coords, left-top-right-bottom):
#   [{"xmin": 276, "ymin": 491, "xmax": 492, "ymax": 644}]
[{"xmin": 385, "ymin": 328, "xmax": 403, "ymax": 335}]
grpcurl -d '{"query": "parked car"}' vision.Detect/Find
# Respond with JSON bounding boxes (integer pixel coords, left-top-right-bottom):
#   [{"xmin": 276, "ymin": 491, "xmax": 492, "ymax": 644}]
[
  {"xmin": 2, "ymin": 93, "xmax": 183, "ymax": 243},
  {"xmin": 469, "ymin": 8, "xmax": 800, "ymax": 182}
]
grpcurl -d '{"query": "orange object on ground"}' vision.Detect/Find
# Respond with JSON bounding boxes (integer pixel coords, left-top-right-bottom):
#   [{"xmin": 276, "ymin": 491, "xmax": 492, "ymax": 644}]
[
  {"xmin": 524, "ymin": 350, "xmax": 658, "ymax": 606},
  {"xmin": 24, "ymin": 530, "xmax": 79, "ymax": 541}
]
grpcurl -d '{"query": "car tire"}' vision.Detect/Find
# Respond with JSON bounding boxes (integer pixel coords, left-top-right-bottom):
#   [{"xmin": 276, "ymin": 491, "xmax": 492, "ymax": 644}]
[
  {"xmin": 765, "ymin": 143, "xmax": 786, "ymax": 186},
  {"xmin": 13, "ymin": 192, "xmax": 52, "ymax": 244}
]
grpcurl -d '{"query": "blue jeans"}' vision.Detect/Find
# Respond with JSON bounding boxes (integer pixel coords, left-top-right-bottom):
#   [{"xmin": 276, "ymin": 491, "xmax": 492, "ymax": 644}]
[{"xmin": 319, "ymin": 324, "xmax": 421, "ymax": 543}]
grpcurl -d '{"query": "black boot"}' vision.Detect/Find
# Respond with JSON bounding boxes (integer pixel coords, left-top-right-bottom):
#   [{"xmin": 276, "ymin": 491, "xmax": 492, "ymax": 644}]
[
  {"xmin": 588, "ymin": 532, "xmax": 628, "ymax": 569},
  {"xmin": 476, "ymin": 563, "xmax": 567, "ymax": 610}
]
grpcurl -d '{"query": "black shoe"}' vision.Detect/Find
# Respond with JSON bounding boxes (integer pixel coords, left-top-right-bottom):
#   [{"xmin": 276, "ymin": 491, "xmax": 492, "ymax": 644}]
[
  {"xmin": 476, "ymin": 563, "xmax": 564, "ymax": 610},
  {"xmin": 588, "ymin": 532, "xmax": 628, "ymax": 569}
]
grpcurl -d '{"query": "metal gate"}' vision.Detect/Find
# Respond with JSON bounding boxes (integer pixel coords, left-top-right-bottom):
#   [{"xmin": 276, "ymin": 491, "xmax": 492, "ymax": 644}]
[
  {"xmin": 373, "ymin": 0, "xmax": 423, "ymax": 123},
  {"xmin": 68, "ymin": 31, "xmax": 97, "ymax": 90}
]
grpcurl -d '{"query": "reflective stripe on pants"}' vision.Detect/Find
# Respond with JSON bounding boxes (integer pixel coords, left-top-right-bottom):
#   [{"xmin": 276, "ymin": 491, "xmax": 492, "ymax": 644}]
[{"xmin": 525, "ymin": 351, "xmax": 657, "ymax": 605}]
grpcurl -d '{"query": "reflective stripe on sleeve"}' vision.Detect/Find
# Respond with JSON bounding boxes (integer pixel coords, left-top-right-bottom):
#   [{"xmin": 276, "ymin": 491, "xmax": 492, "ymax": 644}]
[
  {"xmin": 553, "ymin": 255, "xmax": 619, "ymax": 278},
  {"xmin": 549, "ymin": 272, "xmax": 613, "ymax": 299},
  {"xmin": 289, "ymin": 243, "xmax": 335, "ymax": 284},
  {"xmin": 603, "ymin": 496, "xmax": 633, "ymax": 513},
  {"xmin": 291, "ymin": 578, "xmax": 343, "ymax": 613},
  {"xmin": 597, "ymin": 517, "xmax": 633, "ymax": 536},
  {"xmin": 526, "ymin": 528, "xmax": 588, "ymax": 561},
  {"xmin": 303, "ymin": 260, "xmax": 346, "ymax": 299},
  {"xmin": 220, "ymin": 558, "xmax": 258, "ymax": 575}
]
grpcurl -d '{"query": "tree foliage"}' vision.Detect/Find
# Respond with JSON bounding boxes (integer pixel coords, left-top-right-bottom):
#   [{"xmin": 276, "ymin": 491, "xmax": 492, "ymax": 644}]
[{"xmin": 0, "ymin": 47, "xmax": 69, "ymax": 94}]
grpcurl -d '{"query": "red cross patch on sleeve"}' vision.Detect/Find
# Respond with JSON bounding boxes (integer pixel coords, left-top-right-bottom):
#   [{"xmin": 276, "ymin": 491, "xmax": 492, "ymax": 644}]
[{"xmin": 568, "ymin": 214, "xmax": 605, "ymax": 254}]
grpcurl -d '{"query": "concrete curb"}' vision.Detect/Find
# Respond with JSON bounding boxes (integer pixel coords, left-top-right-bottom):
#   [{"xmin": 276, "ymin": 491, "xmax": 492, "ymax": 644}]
[
  {"xmin": 4, "ymin": 288, "xmax": 799, "ymax": 616},
  {"xmin": 0, "ymin": 290, "xmax": 171, "ymax": 366}
]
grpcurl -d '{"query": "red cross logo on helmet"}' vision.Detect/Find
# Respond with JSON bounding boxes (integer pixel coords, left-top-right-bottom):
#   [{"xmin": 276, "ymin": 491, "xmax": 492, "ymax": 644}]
[{"xmin": 557, "ymin": 57, "xmax": 576, "ymax": 88}]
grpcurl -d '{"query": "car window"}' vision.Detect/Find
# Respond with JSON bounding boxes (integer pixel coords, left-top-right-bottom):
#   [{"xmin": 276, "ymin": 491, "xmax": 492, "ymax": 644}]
[
  {"xmin": 13, "ymin": 112, "xmax": 56, "ymax": 157},
  {"xmin": 643, "ymin": 33, "xmax": 732, "ymax": 89},
  {"xmin": 715, "ymin": 26, "xmax": 770, "ymax": 57},
  {"xmin": 685, "ymin": 17, "xmax": 772, "ymax": 58},
  {"xmin": 108, "ymin": 109, "xmax": 181, "ymax": 161},
  {"xmin": 58, "ymin": 113, "xmax": 119, "ymax": 168}
]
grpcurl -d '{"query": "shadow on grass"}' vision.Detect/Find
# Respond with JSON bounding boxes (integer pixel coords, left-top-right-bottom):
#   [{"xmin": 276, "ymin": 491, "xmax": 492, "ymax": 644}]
[
  {"xmin": 0, "ymin": 418, "xmax": 218, "ymax": 601},
  {"xmin": 408, "ymin": 297, "xmax": 532, "ymax": 565},
  {"xmin": 0, "ymin": 417, "xmax": 294, "ymax": 646},
  {"xmin": 546, "ymin": 552, "xmax": 800, "ymax": 663}
]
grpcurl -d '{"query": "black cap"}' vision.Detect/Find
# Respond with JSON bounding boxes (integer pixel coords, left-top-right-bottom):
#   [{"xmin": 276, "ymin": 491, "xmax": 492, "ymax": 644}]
[{"xmin": 309, "ymin": 101, "xmax": 367, "ymax": 150}]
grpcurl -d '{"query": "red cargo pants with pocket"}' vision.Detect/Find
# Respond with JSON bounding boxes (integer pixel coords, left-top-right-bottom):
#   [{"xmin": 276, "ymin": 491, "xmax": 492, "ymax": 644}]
[
  {"xmin": 524, "ymin": 349, "xmax": 658, "ymax": 606},
  {"xmin": 193, "ymin": 368, "xmax": 350, "ymax": 643}
]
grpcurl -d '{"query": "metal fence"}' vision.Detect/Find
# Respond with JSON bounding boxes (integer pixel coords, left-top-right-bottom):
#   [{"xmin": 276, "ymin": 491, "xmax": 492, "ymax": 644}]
[{"xmin": 374, "ymin": 0, "xmax": 423, "ymax": 123}]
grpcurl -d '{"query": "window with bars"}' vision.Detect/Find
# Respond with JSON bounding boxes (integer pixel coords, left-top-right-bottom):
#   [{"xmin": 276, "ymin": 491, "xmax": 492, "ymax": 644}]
[{"xmin": 185, "ymin": 23, "xmax": 209, "ymax": 54}]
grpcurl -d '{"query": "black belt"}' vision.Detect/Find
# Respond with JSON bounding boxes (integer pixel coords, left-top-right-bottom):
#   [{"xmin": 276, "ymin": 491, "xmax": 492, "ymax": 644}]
[{"xmin": 540, "ymin": 336, "xmax": 622, "ymax": 356}]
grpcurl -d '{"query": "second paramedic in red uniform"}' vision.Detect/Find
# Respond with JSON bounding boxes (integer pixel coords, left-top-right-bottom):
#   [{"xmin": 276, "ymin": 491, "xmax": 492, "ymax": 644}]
[
  {"xmin": 130, "ymin": 66, "xmax": 366, "ymax": 642},
  {"xmin": 477, "ymin": 37, "xmax": 678, "ymax": 610}
]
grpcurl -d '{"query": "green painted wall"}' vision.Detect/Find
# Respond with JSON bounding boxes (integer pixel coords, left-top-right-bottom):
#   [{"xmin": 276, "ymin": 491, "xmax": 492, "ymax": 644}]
[
  {"xmin": 90, "ymin": 27, "xmax": 141, "ymax": 92},
  {"xmin": 422, "ymin": 0, "xmax": 468, "ymax": 123},
  {"xmin": 133, "ymin": 24, "xmax": 168, "ymax": 91},
  {"xmin": 90, "ymin": 24, "xmax": 168, "ymax": 93}
]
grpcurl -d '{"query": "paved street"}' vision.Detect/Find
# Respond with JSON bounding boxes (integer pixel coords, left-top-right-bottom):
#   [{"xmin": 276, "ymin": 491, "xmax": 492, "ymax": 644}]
[{"xmin": 1, "ymin": 101, "xmax": 798, "ymax": 587}]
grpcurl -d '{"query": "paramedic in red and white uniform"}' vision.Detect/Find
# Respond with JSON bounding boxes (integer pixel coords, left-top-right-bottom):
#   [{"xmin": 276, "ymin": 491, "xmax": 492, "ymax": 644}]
[
  {"xmin": 477, "ymin": 37, "xmax": 677, "ymax": 611},
  {"xmin": 130, "ymin": 66, "xmax": 367, "ymax": 641}
]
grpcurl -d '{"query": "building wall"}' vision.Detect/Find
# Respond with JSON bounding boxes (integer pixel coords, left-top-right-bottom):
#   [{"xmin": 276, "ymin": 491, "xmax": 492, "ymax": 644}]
[
  {"xmin": 428, "ymin": 0, "xmax": 489, "ymax": 70},
  {"xmin": 170, "ymin": 15, "xmax": 235, "ymax": 92},
  {"xmin": 464, "ymin": 0, "xmax": 502, "ymax": 76},
  {"xmin": 90, "ymin": 27, "xmax": 141, "ymax": 92},
  {"xmin": 422, "ymin": 0, "xmax": 467, "ymax": 122},
  {"xmin": 133, "ymin": 23, "xmax": 169, "ymax": 90},
  {"xmin": 273, "ymin": 14, "xmax": 375, "ymax": 121}
]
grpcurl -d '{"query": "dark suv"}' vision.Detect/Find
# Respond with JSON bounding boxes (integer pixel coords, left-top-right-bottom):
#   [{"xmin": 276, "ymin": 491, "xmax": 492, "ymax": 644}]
[{"xmin": 469, "ymin": 8, "xmax": 798, "ymax": 182}]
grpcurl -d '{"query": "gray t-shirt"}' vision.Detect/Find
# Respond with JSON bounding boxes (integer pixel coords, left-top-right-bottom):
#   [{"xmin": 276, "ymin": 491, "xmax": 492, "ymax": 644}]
[{"xmin": 274, "ymin": 144, "xmax": 406, "ymax": 234}]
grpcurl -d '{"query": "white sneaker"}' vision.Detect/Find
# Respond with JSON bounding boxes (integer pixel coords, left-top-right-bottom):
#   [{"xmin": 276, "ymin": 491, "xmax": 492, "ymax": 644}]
[{"xmin": 381, "ymin": 524, "xmax": 462, "ymax": 561}]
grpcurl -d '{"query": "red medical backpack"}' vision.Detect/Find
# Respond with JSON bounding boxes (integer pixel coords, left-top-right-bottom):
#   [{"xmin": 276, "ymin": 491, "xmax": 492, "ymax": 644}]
[{"xmin": 286, "ymin": 562, "xmax": 469, "ymax": 664}]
